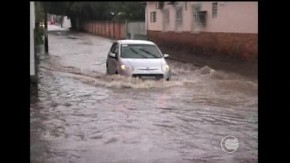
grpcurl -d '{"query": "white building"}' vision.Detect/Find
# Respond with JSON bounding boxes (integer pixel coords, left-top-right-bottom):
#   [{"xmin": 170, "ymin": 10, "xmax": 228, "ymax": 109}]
[{"xmin": 145, "ymin": 2, "xmax": 258, "ymax": 60}]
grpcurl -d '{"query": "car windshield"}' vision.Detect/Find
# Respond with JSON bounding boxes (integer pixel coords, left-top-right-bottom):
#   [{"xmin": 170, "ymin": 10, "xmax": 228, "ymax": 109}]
[{"xmin": 121, "ymin": 44, "xmax": 163, "ymax": 58}]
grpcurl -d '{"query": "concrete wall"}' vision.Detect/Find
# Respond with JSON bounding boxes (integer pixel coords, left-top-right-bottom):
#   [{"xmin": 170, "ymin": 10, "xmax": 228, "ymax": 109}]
[
  {"xmin": 30, "ymin": 2, "xmax": 38, "ymax": 102},
  {"xmin": 146, "ymin": 2, "xmax": 258, "ymax": 34},
  {"xmin": 147, "ymin": 31, "xmax": 257, "ymax": 60},
  {"xmin": 30, "ymin": 2, "xmax": 35, "ymax": 76}
]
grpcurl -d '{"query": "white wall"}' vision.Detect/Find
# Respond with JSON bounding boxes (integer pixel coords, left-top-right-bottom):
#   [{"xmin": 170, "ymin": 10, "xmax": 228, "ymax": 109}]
[
  {"xmin": 30, "ymin": 2, "xmax": 35, "ymax": 76},
  {"xmin": 195, "ymin": 2, "xmax": 258, "ymax": 33},
  {"xmin": 146, "ymin": 2, "xmax": 163, "ymax": 31},
  {"xmin": 147, "ymin": 2, "xmax": 258, "ymax": 34},
  {"xmin": 62, "ymin": 16, "xmax": 71, "ymax": 29}
]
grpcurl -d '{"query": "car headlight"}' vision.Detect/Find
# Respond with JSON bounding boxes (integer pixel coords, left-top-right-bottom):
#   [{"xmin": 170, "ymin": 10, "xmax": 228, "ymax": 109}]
[
  {"xmin": 121, "ymin": 64, "xmax": 133, "ymax": 71},
  {"xmin": 162, "ymin": 65, "xmax": 170, "ymax": 71},
  {"xmin": 121, "ymin": 64, "xmax": 126, "ymax": 70}
]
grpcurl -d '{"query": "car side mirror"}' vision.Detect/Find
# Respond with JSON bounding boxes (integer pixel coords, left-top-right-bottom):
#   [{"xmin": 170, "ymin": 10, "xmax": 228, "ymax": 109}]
[
  {"xmin": 164, "ymin": 54, "xmax": 169, "ymax": 58},
  {"xmin": 109, "ymin": 52, "xmax": 116, "ymax": 58}
]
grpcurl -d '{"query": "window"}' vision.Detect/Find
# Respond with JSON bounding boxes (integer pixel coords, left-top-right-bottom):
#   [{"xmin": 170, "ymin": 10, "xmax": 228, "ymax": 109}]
[
  {"xmin": 121, "ymin": 44, "xmax": 162, "ymax": 59},
  {"xmin": 192, "ymin": 4, "xmax": 206, "ymax": 26},
  {"xmin": 150, "ymin": 11, "xmax": 157, "ymax": 23},
  {"xmin": 114, "ymin": 44, "xmax": 119, "ymax": 55},
  {"xmin": 212, "ymin": 2, "xmax": 218, "ymax": 18},
  {"xmin": 197, "ymin": 11, "xmax": 207, "ymax": 26},
  {"xmin": 176, "ymin": 8, "xmax": 183, "ymax": 26},
  {"xmin": 110, "ymin": 43, "xmax": 117, "ymax": 53}
]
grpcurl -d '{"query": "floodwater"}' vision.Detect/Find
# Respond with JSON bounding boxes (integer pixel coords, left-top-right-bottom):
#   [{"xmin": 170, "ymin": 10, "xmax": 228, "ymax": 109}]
[{"xmin": 30, "ymin": 30, "xmax": 257, "ymax": 163}]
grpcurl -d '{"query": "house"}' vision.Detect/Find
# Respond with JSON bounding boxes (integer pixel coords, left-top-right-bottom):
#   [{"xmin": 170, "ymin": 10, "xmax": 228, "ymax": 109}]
[{"xmin": 145, "ymin": 1, "xmax": 258, "ymax": 60}]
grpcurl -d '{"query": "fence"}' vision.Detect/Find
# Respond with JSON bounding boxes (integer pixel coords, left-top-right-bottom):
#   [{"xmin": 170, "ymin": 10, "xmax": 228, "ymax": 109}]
[{"xmin": 81, "ymin": 20, "xmax": 147, "ymax": 40}]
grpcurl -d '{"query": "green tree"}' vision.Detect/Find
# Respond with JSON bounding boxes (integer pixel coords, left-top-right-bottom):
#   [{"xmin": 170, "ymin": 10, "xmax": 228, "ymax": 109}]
[
  {"xmin": 40, "ymin": 2, "xmax": 145, "ymax": 30},
  {"xmin": 110, "ymin": 2, "xmax": 145, "ymax": 21}
]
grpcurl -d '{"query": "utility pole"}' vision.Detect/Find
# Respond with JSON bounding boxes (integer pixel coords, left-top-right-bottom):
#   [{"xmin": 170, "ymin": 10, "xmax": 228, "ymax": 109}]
[{"xmin": 44, "ymin": 3, "xmax": 49, "ymax": 54}]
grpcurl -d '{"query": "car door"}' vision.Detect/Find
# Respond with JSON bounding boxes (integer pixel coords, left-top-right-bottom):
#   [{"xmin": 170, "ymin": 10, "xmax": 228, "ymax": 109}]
[{"xmin": 107, "ymin": 42, "xmax": 119, "ymax": 74}]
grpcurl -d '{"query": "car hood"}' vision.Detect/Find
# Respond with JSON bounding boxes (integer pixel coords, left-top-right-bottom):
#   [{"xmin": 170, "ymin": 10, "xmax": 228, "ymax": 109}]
[{"xmin": 123, "ymin": 58, "xmax": 166, "ymax": 68}]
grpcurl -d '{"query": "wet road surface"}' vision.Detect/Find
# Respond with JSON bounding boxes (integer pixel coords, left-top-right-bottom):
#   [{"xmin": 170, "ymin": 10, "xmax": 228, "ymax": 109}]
[{"xmin": 31, "ymin": 30, "xmax": 257, "ymax": 163}]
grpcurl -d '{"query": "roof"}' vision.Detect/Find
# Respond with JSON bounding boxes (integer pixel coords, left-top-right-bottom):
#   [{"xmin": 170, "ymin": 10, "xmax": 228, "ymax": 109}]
[{"xmin": 117, "ymin": 39, "xmax": 156, "ymax": 45}]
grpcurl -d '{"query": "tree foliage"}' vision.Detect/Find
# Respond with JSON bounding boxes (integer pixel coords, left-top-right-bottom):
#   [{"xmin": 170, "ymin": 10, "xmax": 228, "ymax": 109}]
[
  {"xmin": 44, "ymin": 2, "xmax": 72, "ymax": 15},
  {"xmin": 41, "ymin": 2, "xmax": 145, "ymax": 21},
  {"xmin": 112, "ymin": 2, "xmax": 145, "ymax": 21}
]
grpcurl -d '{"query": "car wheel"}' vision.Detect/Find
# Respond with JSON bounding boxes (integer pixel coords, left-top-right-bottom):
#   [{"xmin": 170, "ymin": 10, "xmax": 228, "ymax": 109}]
[{"xmin": 166, "ymin": 78, "xmax": 170, "ymax": 81}]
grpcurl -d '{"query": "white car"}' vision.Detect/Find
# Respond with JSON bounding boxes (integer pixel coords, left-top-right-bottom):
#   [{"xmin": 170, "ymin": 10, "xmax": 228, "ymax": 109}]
[{"xmin": 106, "ymin": 40, "xmax": 171, "ymax": 80}]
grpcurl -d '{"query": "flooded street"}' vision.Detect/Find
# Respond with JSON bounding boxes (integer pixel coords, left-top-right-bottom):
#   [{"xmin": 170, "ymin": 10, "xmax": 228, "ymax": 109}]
[{"xmin": 30, "ymin": 30, "xmax": 257, "ymax": 163}]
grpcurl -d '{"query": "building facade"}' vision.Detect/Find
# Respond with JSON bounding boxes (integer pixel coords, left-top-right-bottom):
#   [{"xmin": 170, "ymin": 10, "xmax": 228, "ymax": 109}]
[{"xmin": 145, "ymin": 1, "xmax": 258, "ymax": 60}]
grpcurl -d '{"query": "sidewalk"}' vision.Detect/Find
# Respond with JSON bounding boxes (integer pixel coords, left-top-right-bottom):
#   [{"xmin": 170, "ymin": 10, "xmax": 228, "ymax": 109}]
[{"xmin": 160, "ymin": 45, "xmax": 257, "ymax": 80}]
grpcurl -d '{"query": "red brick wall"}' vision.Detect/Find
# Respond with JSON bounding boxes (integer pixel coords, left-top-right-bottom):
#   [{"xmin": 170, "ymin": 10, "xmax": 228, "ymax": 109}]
[
  {"xmin": 81, "ymin": 21, "xmax": 126, "ymax": 40},
  {"xmin": 147, "ymin": 30, "xmax": 257, "ymax": 61}
]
